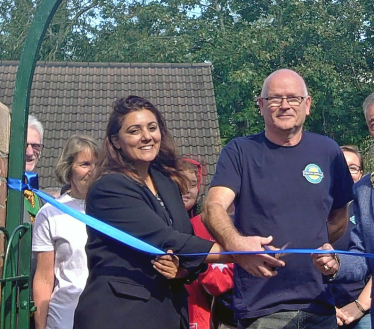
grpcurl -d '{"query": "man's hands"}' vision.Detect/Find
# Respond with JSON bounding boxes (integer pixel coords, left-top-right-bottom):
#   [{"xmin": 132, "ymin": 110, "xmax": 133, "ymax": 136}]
[
  {"xmin": 152, "ymin": 237, "xmax": 287, "ymax": 279},
  {"xmin": 153, "ymin": 240, "xmax": 343, "ymax": 280},
  {"xmin": 311, "ymin": 243, "xmax": 340, "ymax": 277},
  {"xmin": 229, "ymin": 235, "xmax": 285, "ymax": 278}
]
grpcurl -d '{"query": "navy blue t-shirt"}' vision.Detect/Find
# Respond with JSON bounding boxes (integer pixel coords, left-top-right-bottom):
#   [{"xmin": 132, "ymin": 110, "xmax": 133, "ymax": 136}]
[{"xmin": 210, "ymin": 131, "xmax": 353, "ymax": 319}]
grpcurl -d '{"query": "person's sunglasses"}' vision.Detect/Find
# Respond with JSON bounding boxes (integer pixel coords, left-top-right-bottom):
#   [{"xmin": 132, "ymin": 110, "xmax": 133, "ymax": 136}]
[{"xmin": 26, "ymin": 143, "xmax": 43, "ymax": 152}]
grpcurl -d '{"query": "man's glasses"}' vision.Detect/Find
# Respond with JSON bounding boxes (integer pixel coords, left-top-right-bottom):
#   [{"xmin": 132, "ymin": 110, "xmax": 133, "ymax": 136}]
[
  {"xmin": 26, "ymin": 143, "xmax": 43, "ymax": 153},
  {"xmin": 348, "ymin": 165, "xmax": 362, "ymax": 175},
  {"xmin": 262, "ymin": 96, "xmax": 307, "ymax": 107}
]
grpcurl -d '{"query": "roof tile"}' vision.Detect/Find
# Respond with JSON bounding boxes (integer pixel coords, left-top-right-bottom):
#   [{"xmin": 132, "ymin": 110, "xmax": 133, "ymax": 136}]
[{"xmin": 0, "ymin": 61, "xmax": 221, "ymax": 198}]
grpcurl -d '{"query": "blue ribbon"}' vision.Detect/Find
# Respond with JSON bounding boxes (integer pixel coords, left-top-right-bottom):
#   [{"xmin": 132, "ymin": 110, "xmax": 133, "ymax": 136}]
[
  {"xmin": 169, "ymin": 249, "xmax": 374, "ymax": 259},
  {"xmin": 7, "ymin": 173, "xmax": 374, "ymax": 259},
  {"xmin": 9, "ymin": 172, "xmax": 164, "ymax": 255}
]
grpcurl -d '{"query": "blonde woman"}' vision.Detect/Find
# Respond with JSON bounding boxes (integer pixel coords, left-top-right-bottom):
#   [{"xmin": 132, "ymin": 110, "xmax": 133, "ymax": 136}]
[{"xmin": 32, "ymin": 135, "xmax": 100, "ymax": 329}]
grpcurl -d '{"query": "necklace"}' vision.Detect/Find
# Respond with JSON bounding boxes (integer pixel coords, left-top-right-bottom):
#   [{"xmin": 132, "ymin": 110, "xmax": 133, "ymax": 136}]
[{"xmin": 144, "ymin": 176, "xmax": 157, "ymax": 195}]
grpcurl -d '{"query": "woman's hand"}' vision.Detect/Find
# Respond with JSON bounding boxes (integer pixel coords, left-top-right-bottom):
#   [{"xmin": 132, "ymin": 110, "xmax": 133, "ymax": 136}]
[
  {"xmin": 335, "ymin": 307, "xmax": 348, "ymax": 326},
  {"xmin": 338, "ymin": 301, "xmax": 366, "ymax": 325},
  {"xmin": 152, "ymin": 250, "xmax": 179, "ymax": 279},
  {"xmin": 33, "ymin": 251, "xmax": 55, "ymax": 329}
]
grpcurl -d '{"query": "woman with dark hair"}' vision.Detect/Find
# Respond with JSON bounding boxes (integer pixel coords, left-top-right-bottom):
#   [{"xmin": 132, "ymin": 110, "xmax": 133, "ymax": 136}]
[{"xmin": 73, "ymin": 96, "xmax": 241, "ymax": 329}]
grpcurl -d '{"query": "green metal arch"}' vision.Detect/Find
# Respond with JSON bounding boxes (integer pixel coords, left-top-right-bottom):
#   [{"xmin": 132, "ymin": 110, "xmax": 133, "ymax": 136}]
[{"xmin": 3, "ymin": 0, "xmax": 63, "ymax": 327}]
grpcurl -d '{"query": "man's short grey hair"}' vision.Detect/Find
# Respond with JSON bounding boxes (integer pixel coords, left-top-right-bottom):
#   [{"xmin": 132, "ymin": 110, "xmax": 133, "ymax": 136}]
[
  {"xmin": 363, "ymin": 92, "xmax": 374, "ymax": 121},
  {"xmin": 28, "ymin": 114, "xmax": 44, "ymax": 143}
]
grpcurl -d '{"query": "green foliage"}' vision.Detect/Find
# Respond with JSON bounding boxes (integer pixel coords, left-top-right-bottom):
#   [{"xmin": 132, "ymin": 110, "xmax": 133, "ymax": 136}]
[
  {"xmin": 0, "ymin": 0, "xmax": 36, "ymax": 59},
  {"xmin": 0, "ymin": 0, "xmax": 99, "ymax": 61},
  {"xmin": 360, "ymin": 134, "xmax": 374, "ymax": 174},
  {"xmin": 1, "ymin": 0, "xmax": 374, "ymax": 151}
]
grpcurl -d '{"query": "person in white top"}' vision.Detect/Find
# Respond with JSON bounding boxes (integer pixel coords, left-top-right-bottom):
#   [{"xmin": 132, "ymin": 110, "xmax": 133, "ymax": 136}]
[{"xmin": 32, "ymin": 134, "xmax": 100, "ymax": 329}]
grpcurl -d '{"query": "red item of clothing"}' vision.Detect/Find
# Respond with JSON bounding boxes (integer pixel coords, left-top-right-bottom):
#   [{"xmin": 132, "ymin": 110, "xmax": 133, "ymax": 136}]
[{"xmin": 186, "ymin": 215, "xmax": 234, "ymax": 329}]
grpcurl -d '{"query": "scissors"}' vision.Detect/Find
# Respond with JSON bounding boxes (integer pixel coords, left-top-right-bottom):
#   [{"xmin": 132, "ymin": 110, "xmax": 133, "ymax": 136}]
[{"xmin": 264, "ymin": 241, "xmax": 291, "ymax": 259}]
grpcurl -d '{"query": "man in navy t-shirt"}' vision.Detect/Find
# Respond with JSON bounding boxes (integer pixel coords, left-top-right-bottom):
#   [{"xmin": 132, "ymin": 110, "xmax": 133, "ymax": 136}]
[{"xmin": 202, "ymin": 69, "xmax": 353, "ymax": 329}]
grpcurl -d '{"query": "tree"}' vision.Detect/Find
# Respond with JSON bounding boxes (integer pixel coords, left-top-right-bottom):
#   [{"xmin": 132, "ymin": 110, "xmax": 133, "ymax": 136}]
[
  {"xmin": 187, "ymin": 0, "xmax": 374, "ymax": 145},
  {"xmin": 0, "ymin": 0, "xmax": 36, "ymax": 59},
  {"xmin": 0, "ymin": 0, "xmax": 100, "ymax": 61},
  {"xmin": 1, "ymin": 0, "xmax": 374, "ymax": 149}
]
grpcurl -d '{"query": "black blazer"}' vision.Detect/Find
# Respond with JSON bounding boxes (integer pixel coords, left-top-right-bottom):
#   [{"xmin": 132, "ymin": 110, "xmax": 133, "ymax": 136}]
[{"xmin": 74, "ymin": 169, "xmax": 213, "ymax": 329}]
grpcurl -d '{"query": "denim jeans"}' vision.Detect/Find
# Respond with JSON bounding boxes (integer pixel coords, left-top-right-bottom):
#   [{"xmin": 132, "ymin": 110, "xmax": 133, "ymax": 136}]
[
  {"xmin": 341, "ymin": 313, "xmax": 372, "ymax": 329},
  {"xmin": 217, "ymin": 322, "xmax": 238, "ymax": 329},
  {"xmin": 238, "ymin": 310, "xmax": 337, "ymax": 329},
  {"xmin": 354, "ymin": 313, "xmax": 372, "ymax": 329}
]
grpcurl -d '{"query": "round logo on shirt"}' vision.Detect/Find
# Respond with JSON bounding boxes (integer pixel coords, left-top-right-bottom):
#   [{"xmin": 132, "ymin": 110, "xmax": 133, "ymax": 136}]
[{"xmin": 303, "ymin": 164, "xmax": 324, "ymax": 184}]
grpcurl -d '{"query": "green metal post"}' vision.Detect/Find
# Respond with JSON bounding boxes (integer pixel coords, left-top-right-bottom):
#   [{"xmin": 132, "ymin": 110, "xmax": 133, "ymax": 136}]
[
  {"xmin": 0, "ymin": 224, "xmax": 30, "ymax": 329},
  {"xmin": 3, "ymin": 0, "xmax": 63, "ymax": 328},
  {"xmin": 16, "ymin": 223, "xmax": 33, "ymax": 329}
]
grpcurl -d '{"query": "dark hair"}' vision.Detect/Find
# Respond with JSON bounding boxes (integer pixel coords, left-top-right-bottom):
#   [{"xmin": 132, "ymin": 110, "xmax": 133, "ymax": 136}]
[
  {"xmin": 92, "ymin": 95, "xmax": 189, "ymax": 193},
  {"xmin": 340, "ymin": 145, "xmax": 364, "ymax": 172},
  {"xmin": 179, "ymin": 159, "xmax": 202, "ymax": 189}
]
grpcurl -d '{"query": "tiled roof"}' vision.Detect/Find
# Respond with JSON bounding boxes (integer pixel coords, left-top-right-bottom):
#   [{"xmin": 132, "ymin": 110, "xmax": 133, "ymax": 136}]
[{"xmin": 0, "ymin": 61, "xmax": 221, "ymax": 196}]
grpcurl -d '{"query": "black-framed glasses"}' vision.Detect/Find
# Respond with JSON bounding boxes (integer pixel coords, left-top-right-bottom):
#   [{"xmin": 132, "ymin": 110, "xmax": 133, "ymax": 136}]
[
  {"xmin": 262, "ymin": 96, "xmax": 307, "ymax": 107},
  {"xmin": 26, "ymin": 143, "xmax": 43, "ymax": 152},
  {"xmin": 348, "ymin": 165, "xmax": 362, "ymax": 174}
]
